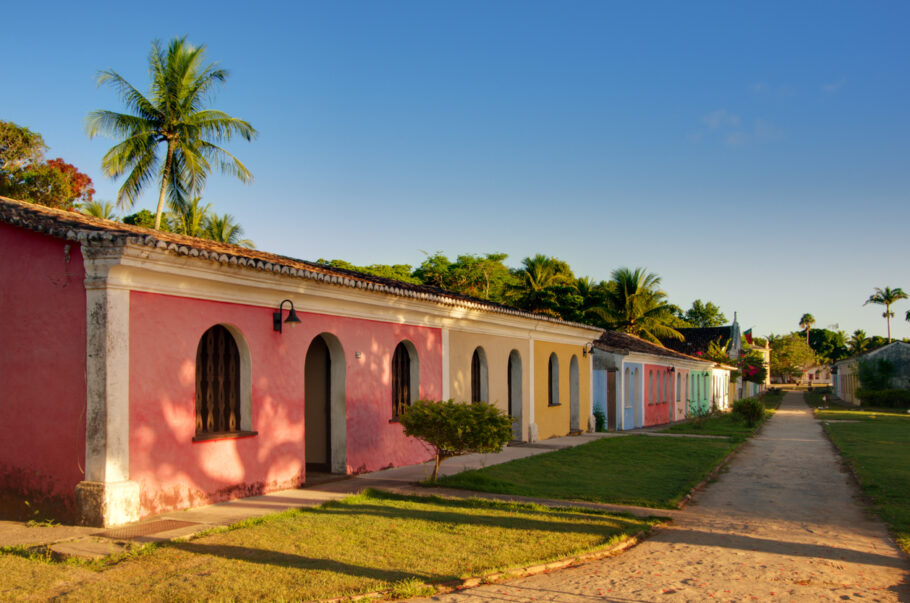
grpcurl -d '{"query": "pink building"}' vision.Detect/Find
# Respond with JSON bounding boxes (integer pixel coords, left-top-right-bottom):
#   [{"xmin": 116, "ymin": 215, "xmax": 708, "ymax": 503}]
[
  {"xmin": 0, "ymin": 197, "xmax": 601, "ymax": 526},
  {"xmin": 643, "ymin": 363, "xmax": 675, "ymax": 426}
]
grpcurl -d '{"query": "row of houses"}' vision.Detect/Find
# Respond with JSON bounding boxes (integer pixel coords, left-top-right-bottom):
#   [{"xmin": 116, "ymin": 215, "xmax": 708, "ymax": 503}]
[{"xmin": 0, "ymin": 196, "xmax": 760, "ymax": 527}]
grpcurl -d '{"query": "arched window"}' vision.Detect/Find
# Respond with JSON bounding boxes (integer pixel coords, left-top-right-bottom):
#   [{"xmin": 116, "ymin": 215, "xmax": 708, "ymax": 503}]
[
  {"xmin": 195, "ymin": 324, "xmax": 250, "ymax": 438},
  {"xmin": 677, "ymin": 373, "xmax": 682, "ymax": 402},
  {"xmin": 664, "ymin": 373, "xmax": 669, "ymax": 402},
  {"xmin": 471, "ymin": 347, "xmax": 488, "ymax": 402},
  {"xmin": 548, "ymin": 353, "xmax": 560, "ymax": 405},
  {"xmin": 392, "ymin": 341, "xmax": 419, "ymax": 419}
]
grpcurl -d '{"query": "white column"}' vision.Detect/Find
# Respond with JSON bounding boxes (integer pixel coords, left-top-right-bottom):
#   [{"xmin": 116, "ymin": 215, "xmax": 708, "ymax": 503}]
[
  {"xmin": 588, "ymin": 351, "xmax": 595, "ymax": 432},
  {"xmin": 527, "ymin": 336, "xmax": 538, "ymax": 442},
  {"xmin": 441, "ymin": 327, "xmax": 450, "ymax": 400},
  {"xmin": 75, "ymin": 249, "xmax": 139, "ymax": 527}
]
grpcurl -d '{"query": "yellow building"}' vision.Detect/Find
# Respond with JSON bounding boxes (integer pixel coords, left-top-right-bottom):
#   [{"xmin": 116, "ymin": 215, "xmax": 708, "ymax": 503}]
[{"xmin": 444, "ymin": 312, "xmax": 599, "ymax": 442}]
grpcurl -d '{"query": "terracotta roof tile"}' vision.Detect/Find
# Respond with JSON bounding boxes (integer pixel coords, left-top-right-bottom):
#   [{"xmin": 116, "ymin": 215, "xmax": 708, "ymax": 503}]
[
  {"xmin": 595, "ymin": 330, "xmax": 711, "ymax": 364},
  {"xmin": 0, "ymin": 196, "xmax": 602, "ymax": 332}
]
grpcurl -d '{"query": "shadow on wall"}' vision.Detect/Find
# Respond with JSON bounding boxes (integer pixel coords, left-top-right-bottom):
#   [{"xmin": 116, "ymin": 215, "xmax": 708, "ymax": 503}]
[{"xmin": 133, "ymin": 387, "xmax": 308, "ymax": 518}]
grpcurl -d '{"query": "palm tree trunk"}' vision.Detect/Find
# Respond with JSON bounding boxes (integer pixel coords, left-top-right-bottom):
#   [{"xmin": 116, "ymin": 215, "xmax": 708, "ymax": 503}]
[
  {"xmin": 154, "ymin": 142, "xmax": 175, "ymax": 230},
  {"xmin": 886, "ymin": 305, "xmax": 892, "ymax": 343}
]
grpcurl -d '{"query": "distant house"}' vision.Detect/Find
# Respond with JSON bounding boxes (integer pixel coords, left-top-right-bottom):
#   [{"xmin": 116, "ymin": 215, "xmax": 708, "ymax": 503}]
[
  {"xmin": 833, "ymin": 341, "xmax": 910, "ymax": 405},
  {"xmin": 799, "ymin": 364, "xmax": 833, "ymax": 387},
  {"xmin": 592, "ymin": 331, "xmax": 718, "ymax": 430}
]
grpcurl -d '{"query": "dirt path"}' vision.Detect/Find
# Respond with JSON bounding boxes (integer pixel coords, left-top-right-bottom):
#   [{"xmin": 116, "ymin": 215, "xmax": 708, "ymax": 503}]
[{"xmin": 415, "ymin": 392, "xmax": 910, "ymax": 602}]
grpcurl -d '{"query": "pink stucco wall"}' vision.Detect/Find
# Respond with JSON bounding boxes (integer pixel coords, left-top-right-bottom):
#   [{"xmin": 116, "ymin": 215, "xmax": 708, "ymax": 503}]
[
  {"xmin": 129, "ymin": 291, "xmax": 441, "ymax": 517},
  {"xmin": 0, "ymin": 223, "xmax": 86, "ymax": 521},
  {"xmin": 643, "ymin": 363, "xmax": 674, "ymax": 427}
]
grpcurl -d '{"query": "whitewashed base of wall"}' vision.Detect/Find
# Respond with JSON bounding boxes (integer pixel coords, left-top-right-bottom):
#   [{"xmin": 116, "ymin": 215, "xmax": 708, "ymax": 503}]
[
  {"xmin": 75, "ymin": 480, "xmax": 140, "ymax": 527},
  {"xmin": 528, "ymin": 422, "xmax": 539, "ymax": 442}
]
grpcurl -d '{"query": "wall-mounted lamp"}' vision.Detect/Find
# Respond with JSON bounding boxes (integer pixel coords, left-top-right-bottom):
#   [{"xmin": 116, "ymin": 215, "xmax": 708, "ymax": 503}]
[
  {"xmin": 582, "ymin": 342, "xmax": 594, "ymax": 357},
  {"xmin": 667, "ymin": 366, "xmax": 676, "ymax": 373},
  {"xmin": 273, "ymin": 299, "xmax": 302, "ymax": 333}
]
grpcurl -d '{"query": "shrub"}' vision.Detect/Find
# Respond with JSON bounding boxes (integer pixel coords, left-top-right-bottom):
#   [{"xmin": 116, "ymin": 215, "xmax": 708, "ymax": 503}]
[
  {"xmin": 732, "ymin": 397, "xmax": 766, "ymax": 427},
  {"xmin": 593, "ymin": 409, "xmax": 606, "ymax": 432},
  {"xmin": 399, "ymin": 399, "xmax": 514, "ymax": 481},
  {"xmin": 857, "ymin": 388, "xmax": 910, "ymax": 409}
]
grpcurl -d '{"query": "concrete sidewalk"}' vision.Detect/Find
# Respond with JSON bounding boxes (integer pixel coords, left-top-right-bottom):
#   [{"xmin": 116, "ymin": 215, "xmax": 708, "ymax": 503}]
[{"xmin": 1, "ymin": 430, "xmax": 630, "ymax": 554}]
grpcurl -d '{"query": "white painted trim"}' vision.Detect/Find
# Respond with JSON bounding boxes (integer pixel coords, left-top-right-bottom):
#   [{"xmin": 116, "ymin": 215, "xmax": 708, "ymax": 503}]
[
  {"xmin": 527, "ymin": 336, "xmax": 537, "ymax": 441},
  {"xmin": 441, "ymin": 327, "xmax": 450, "ymax": 400},
  {"xmin": 113, "ymin": 245, "xmax": 601, "ymax": 344}
]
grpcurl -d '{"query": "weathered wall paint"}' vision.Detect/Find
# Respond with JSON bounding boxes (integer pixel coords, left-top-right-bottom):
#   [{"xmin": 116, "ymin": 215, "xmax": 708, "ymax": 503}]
[
  {"xmin": 689, "ymin": 370, "xmax": 711, "ymax": 415},
  {"xmin": 643, "ymin": 363, "xmax": 674, "ymax": 427},
  {"xmin": 448, "ymin": 331, "xmax": 530, "ymax": 440},
  {"xmin": 674, "ymin": 369, "xmax": 689, "ymax": 421},
  {"xmin": 0, "ymin": 223, "xmax": 86, "ymax": 520},
  {"xmin": 129, "ymin": 291, "xmax": 441, "ymax": 517},
  {"xmin": 534, "ymin": 341, "xmax": 591, "ymax": 439}
]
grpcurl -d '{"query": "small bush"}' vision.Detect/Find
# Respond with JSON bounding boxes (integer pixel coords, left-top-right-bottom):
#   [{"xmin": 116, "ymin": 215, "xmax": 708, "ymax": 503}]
[
  {"xmin": 857, "ymin": 388, "xmax": 910, "ymax": 409},
  {"xmin": 593, "ymin": 409, "xmax": 607, "ymax": 432},
  {"xmin": 399, "ymin": 399, "xmax": 514, "ymax": 480},
  {"xmin": 732, "ymin": 397, "xmax": 766, "ymax": 427}
]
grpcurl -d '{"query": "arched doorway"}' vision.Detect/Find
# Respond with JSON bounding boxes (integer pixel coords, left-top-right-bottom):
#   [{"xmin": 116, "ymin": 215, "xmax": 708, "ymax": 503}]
[
  {"xmin": 305, "ymin": 333, "xmax": 347, "ymax": 474},
  {"xmin": 569, "ymin": 355, "xmax": 580, "ymax": 432},
  {"xmin": 508, "ymin": 350, "xmax": 522, "ymax": 441}
]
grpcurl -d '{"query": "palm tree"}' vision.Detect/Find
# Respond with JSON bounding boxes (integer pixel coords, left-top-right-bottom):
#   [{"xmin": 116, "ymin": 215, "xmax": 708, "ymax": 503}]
[
  {"xmin": 505, "ymin": 255, "xmax": 573, "ymax": 317},
  {"xmin": 594, "ymin": 267, "xmax": 683, "ymax": 344},
  {"xmin": 205, "ymin": 212, "xmax": 255, "ymax": 248},
  {"xmin": 86, "ymin": 37, "xmax": 257, "ymax": 230},
  {"xmin": 80, "ymin": 200, "xmax": 117, "ymax": 220},
  {"xmin": 168, "ymin": 197, "xmax": 211, "ymax": 237},
  {"xmin": 864, "ymin": 287, "xmax": 908, "ymax": 342},
  {"xmin": 799, "ymin": 313, "xmax": 815, "ymax": 347},
  {"xmin": 848, "ymin": 329, "xmax": 869, "ymax": 354}
]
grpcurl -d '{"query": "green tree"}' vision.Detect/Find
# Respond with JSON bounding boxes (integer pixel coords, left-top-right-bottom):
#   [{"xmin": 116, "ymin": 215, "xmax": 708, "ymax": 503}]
[
  {"xmin": 768, "ymin": 333, "xmax": 816, "ymax": 383},
  {"xmin": 123, "ymin": 208, "xmax": 167, "ymax": 230},
  {"xmin": 683, "ymin": 299, "xmax": 728, "ymax": 327},
  {"xmin": 398, "ymin": 400, "xmax": 513, "ymax": 481},
  {"xmin": 593, "ymin": 267, "xmax": 683, "ymax": 344},
  {"xmin": 81, "ymin": 200, "xmax": 118, "ymax": 220},
  {"xmin": 504, "ymin": 254, "xmax": 574, "ymax": 317},
  {"xmin": 848, "ymin": 329, "xmax": 870, "ymax": 355},
  {"xmin": 806, "ymin": 328, "xmax": 849, "ymax": 363},
  {"xmin": 87, "ymin": 37, "xmax": 257, "ymax": 230},
  {"xmin": 0, "ymin": 121, "xmax": 94, "ymax": 210},
  {"xmin": 799, "ymin": 313, "xmax": 815, "ymax": 347},
  {"xmin": 316, "ymin": 259, "xmax": 420, "ymax": 284},
  {"xmin": 864, "ymin": 287, "xmax": 908, "ymax": 343},
  {"xmin": 205, "ymin": 213, "xmax": 255, "ymax": 248},
  {"xmin": 168, "ymin": 197, "xmax": 211, "ymax": 237},
  {"xmin": 413, "ymin": 252, "xmax": 515, "ymax": 301}
]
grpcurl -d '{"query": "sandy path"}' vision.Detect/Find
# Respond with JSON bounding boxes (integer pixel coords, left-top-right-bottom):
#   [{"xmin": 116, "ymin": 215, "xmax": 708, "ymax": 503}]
[{"xmin": 415, "ymin": 392, "xmax": 910, "ymax": 602}]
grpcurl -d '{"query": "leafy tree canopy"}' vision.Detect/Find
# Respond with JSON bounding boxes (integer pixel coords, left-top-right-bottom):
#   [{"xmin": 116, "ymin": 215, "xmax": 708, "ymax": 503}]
[
  {"xmin": 0, "ymin": 121, "xmax": 95, "ymax": 210},
  {"xmin": 398, "ymin": 399, "xmax": 513, "ymax": 481},
  {"xmin": 413, "ymin": 252, "xmax": 516, "ymax": 301},
  {"xmin": 768, "ymin": 333, "xmax": 816, "ymax": 382},
  {"xmin": 316, "ymin": 259, "xmax": 419, "ymax": 284},
  {"xmin": 683, "ymin": 299, "xmax": 727, "ymax": 327}
]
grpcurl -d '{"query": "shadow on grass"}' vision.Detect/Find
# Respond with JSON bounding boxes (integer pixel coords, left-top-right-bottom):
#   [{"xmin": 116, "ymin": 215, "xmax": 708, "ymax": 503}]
[{"xmin": 168, "ymin": 541, "xmax": 432, "ymax": 581}]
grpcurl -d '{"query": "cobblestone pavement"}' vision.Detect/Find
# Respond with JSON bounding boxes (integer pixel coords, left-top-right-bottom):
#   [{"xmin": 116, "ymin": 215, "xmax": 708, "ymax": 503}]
[{"xmin": 415, "ymin": 392, "xmax": 910, "ymax": 602}]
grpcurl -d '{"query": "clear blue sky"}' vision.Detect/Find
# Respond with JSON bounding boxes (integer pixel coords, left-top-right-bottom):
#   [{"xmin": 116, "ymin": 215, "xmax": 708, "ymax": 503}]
[{"xmin": 4, "ymin": 1, "xmax": 909, "ymax": 339}]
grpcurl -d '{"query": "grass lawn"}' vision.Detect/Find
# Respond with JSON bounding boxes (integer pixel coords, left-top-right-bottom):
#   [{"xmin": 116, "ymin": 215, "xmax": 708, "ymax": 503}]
[
  {"xmin": 817, "ymin": 406, "xmax": 910, "ymax": 554},
  {"xmin": 0, "ymin": 489, "xmax": 659, "ymax": 601},
  {"xmin": 434, "ymin": 435, "xmax": 735, "ymax": 509}
]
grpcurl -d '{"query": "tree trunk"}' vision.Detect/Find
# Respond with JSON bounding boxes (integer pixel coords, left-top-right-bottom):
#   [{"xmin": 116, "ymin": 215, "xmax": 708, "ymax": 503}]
[
  {"xmin": 886, "ymin": 306, "xmax": 892, "ymax": 343},
  {"xmin": 154, "ymin": 142, "xmax": 175, "ymax": 230}
]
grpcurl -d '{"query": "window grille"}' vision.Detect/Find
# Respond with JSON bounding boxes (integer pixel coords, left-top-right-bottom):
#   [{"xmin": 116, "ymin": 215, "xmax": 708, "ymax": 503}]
[
  {"xmin": 392, "ymin": 342, "xmax": 411, "ymax": 418},
  {"xmin": 196, "ymin": 325, "xmax": 240, "ymax": 435}
]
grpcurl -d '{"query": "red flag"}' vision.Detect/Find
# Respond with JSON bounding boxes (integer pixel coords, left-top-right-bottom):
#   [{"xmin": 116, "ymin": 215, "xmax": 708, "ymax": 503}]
[{"xmin": 744, "ymin": 328, "xmax": 753, "ymax": 345}]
